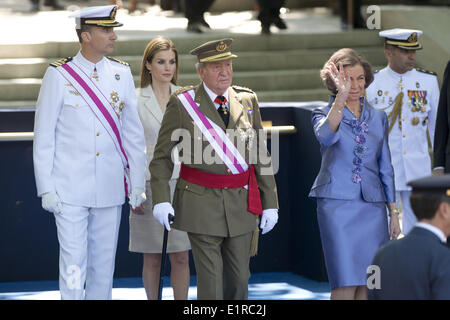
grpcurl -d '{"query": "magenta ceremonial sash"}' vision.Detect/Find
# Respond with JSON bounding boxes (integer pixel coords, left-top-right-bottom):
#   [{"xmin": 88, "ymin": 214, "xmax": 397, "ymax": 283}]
[
  {"xmin": 177, "ymin": 90, "xmax": 247, "ymax": 174},
  {"xmin": 56, "ymin": 61, "xmax": 131, "ymax": 195}
]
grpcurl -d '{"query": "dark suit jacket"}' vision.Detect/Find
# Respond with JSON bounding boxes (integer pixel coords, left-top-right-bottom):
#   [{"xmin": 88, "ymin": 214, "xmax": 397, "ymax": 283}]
[
  {"xmin": 433, "ymin": 60, "xmax": 450, "ymax": 171},
  {"xmin": 368, "ymin": 226, "xmax": 450, "ymax": 300}
]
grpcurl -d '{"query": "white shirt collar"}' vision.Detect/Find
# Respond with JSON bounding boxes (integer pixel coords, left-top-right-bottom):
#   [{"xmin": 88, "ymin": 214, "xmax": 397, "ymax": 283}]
[
  {"xmin": 416, "ymin": 222, "xmax": 447, "ymax": 243},
  {"xmin": 202, "ymin": 82, "xmax": 229, "ymax": 110},
  {"xmin": 75, "ymin": 50, "xmax": 106, "ymax": 72}
]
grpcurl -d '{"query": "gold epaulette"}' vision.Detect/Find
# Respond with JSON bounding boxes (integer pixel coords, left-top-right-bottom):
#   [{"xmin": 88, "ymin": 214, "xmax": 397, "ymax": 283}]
[
  {"xmin": 49, "ymin": 57, "xmax": 73, "ymax": 67},
  {"xmin": 173, "ymin": 85, "xmax": 194, "ymax": 96},
  {"xmin": 232, "ymin": 85, "xmax": 254, "ymax": 93},
  {"xmin": 416, "ymin": 67, "xmax": 437, "ymax": 76},
  {"xmin": 106, "ymin": 56, "xmax": 130, "ymax": 66}
]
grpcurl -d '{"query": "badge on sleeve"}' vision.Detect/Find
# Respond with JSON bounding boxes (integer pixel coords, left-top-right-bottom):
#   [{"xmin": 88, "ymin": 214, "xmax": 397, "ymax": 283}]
[{"xmin": 115, "ymin": 73, "xmax": 120, "ymax": 81}]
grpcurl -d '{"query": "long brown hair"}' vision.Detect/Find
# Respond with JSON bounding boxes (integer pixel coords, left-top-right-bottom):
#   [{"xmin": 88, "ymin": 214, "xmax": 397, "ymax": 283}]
[{"xmin": 140, "ymin": 36, "xmax": 178, "ymax": 88}]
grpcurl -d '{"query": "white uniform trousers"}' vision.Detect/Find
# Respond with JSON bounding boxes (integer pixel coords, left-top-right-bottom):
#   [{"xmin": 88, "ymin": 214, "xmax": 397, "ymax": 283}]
[
  {"xmin": 396, "ymin": 191, "xmax": 416, "ymax": 236},
  {"xmin": 53, "ymin": 204, "xmax": 122, "ymax": 300}
]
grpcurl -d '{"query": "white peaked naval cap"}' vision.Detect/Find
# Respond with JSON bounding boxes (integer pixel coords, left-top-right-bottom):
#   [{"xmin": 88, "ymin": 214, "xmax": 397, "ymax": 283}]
[
  {"xmin": 70, "ymin": 5, "xmax": 123, "ymax": 29},
  {"xmin": 379, "ymin": 28, "xmax": 423, "ymax": 50}
]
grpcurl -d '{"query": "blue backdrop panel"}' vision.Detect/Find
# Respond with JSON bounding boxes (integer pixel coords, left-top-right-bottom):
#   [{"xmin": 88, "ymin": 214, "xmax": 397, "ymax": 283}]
[{"xmin": 0, "ymin": 102, "xmax": 328, "ymax": 283}]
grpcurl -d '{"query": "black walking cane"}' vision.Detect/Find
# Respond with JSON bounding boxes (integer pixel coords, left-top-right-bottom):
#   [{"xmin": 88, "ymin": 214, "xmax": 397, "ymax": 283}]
[{"xmin": 158, "ymin": 214, "xmax": 174, "ymax": 300}]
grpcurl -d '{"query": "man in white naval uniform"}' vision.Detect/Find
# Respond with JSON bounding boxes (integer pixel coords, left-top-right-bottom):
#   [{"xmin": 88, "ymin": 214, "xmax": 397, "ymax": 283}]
[
  {"xmin": 33, "ymin": 5, "xmax": 146, "ymax": 299},
  {"xmin": 366, "ymin": 29, "xmax": 440, "ymax": 235}
]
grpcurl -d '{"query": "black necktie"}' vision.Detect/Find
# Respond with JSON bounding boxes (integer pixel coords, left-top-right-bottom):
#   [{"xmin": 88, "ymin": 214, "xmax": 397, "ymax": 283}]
[{"xmin": 215, "ymin": 95, "xmax": 229, "ymax": 127}]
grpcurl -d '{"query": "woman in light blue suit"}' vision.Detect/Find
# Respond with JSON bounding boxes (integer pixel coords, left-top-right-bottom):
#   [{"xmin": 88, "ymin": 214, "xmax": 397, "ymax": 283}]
[{"xmin": 309, "ymin": 48, "xmax": 401, "ymax": 300}]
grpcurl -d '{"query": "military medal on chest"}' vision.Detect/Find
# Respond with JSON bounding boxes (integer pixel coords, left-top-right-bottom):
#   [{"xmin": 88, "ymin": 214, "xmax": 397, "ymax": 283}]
[
  {"xmin": 110, "ymin": 91, "xmax": 124, "ymax": 119},
  {"xmin": 397, "ymin": 78, "xmax": 404, "ymax": 91},
  {"xmin": 408, "ymin": 89, "xmax": 428, "ymax": 116},
  {"xmin": 92, "ymin": 67, "xmax": 99, "ymax": 82},
  {"xmin": 417, "ymin": 91, "xmax": 427, "ymax": 111}
]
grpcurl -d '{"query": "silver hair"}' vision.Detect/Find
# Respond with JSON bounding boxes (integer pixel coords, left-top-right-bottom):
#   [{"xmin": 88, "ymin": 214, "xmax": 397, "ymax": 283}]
[{"xmin": 195, "ymin": 62, "xmax": 205, "ymax": 69}]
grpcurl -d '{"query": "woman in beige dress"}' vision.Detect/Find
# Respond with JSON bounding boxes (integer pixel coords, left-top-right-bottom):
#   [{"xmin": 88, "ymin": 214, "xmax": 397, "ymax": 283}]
[{"xmin": 129, "ymin": 36, "xmax": 191, "ymax": 300}]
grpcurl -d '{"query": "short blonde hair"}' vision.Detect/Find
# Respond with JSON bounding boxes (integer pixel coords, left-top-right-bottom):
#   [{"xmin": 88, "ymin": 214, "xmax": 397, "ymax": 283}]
[
  {"xmin": 140, "ymin": 36, "xmax": 178, "ymax": 88},
  {"xmin": 320, "ymin": 48, "xmax": 374, "ymax": 95}
]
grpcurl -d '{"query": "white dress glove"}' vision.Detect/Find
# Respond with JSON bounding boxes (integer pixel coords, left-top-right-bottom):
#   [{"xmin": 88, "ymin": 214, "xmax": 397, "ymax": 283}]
[
  {"xmin": 260, "ymin": 208, "xmax": 278, "ymax": 235},
  {"xmin": 153, "ymin": 202, "xmax": 175, "ymax": 231},
  {"xmin": 42, "ymin": 191, "xmax": 63, "ymax": 215},
  {"xmin": 129, "ymin": 188, "xmax": 146, "ymax": 209}
]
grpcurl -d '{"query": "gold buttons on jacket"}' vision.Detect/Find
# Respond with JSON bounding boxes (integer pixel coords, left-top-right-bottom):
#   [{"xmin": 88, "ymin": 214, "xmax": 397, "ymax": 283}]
[
  {"xmin": 96, "ymin": 132, "xmax": 100, "ymax": 136},
  {"xmin": 402, "ymin": 134, "xmax": 406, "ymax": 138},
  {"xmin": 402, "ymin": 151, "xmax": 406, "ymax": 155},
  {"xmin": 96, "ymin": 152, "xmax": 100, "ymax": 156}
]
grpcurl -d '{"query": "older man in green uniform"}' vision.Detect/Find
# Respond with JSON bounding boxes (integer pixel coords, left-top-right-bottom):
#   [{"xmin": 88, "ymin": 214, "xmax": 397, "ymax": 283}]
[{"xmin": 149, "ymin": 38, "xmax": 279, "ymax": 300}]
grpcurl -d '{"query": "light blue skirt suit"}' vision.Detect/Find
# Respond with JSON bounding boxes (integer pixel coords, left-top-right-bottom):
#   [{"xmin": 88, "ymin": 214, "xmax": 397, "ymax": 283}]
[{"xmin": 309, "ymin": 96, "xmax": 395, "ymax": 289}]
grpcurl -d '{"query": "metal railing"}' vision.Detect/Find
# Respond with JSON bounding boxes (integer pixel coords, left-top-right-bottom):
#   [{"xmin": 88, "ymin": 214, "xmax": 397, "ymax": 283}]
[{"xmin": 0, "ymin": 125, "xmax": 297, "ymax": 142}]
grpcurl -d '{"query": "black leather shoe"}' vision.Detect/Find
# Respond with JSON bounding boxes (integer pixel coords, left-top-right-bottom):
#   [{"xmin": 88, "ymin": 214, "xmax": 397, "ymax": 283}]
[
  {"xmin": 200, "ymin": 17, "xmax": 211, "ymax": 29},
  {"xmin": 31, "ymin": 3, "xmax": 39, "ymax": 11},
  {"xmin": 273, "ymin": 17, "xmax": 287, "ymax": 30},
  {"xmin": 44, "ymin": 0, "xmax": 64, "ymax": 9},
  {"xmin": 187, "ymin": 22, "xmax": 203, "ymax": 33},
  {"xmin": 261, "ymin": 24, "xmax": 271, "ymax": 35}
]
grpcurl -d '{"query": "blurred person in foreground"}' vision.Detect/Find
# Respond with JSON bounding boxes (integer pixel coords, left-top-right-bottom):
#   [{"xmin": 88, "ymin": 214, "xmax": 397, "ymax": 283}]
[{"xmin": 368, "ymin": 174, "xmax": 450, "ymax": 300}]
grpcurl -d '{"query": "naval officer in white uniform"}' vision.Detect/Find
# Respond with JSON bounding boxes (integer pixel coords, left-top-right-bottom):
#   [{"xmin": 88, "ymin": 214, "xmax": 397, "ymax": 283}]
[
  {"xmin": 366, "ymin": 29, "xmax": 440, "ymax": 235},
  {"xmin": 33, "ymin": 5, "xmax": 146, "ymax": 299}
]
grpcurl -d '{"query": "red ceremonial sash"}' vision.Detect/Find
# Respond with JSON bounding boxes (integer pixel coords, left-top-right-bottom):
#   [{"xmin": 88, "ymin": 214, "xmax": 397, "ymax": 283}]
[{"xmin": 179, "ymin": 163, "xmax": 262, "ymax": 215}]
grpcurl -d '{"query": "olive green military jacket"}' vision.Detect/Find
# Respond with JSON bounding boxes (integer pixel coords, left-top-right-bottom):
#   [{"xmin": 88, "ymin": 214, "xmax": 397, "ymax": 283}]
[{"xmin": 149, "ymin": 83, "xmax": 278, "ymax": 237}]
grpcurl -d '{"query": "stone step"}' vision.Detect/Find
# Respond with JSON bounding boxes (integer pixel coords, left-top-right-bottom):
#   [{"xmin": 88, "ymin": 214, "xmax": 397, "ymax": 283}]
[
  {"xmin": 0, "ymin": 63, "xmax": 386, "ymax": 101},
  {"xmin": 0, "ymin": 88, "xmax": 331, "ymax": 111},
  {"xmin": 0, "ymin": 47, "xmax": 385, "ymax": 79},
  {"xmin": 0, "ymin": 31, "xmax": 382, "ymax": 59}
]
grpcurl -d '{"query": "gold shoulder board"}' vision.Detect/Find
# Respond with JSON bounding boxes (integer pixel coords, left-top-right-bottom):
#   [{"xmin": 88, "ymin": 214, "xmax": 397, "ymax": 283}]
[
  {"xmin": 415, "ymin": 67, "xmax": 437, "ymax": 76},
  {"xmin": 106, "ymin": 56, "xmax": 130, "ymax": 66},
  {"xmin": 49, "ymin": 57, "xmax": 73, "ymax": 67},
  {"xmin": 173, "ymin": 86, "xmax": 194, "ymax": 96},
  {"xmin": 232, "ymin": 85, "xmax": 254, "ymax": 93}
]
